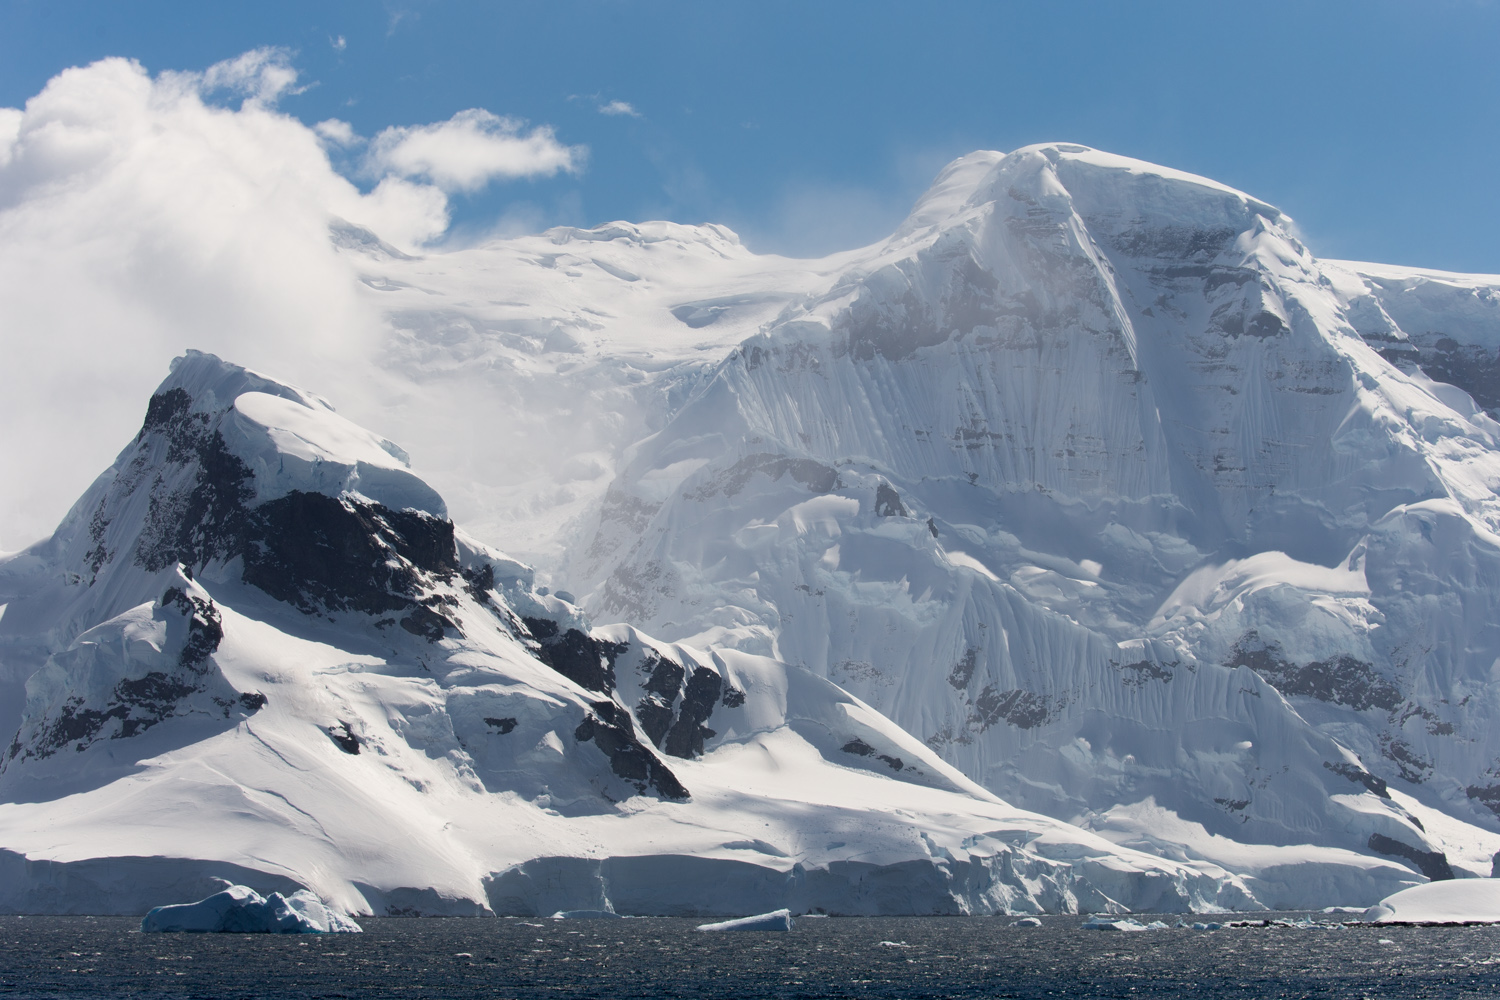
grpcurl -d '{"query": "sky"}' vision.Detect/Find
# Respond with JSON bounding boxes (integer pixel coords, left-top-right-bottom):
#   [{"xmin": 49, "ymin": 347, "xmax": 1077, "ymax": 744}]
[
  {"xmin": 3, "ymin": 0, "xmax": 1498, "ymax": 265},
  {"xmin": 1, "ymin": 0, "xmax": 1499, "ymax": 549}
]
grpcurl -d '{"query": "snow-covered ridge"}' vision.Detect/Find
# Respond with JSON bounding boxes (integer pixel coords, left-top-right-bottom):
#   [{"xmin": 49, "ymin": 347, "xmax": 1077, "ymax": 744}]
[{"xmin": 0, "ymin": 350, "xmax": 1248, "ymax": 916}]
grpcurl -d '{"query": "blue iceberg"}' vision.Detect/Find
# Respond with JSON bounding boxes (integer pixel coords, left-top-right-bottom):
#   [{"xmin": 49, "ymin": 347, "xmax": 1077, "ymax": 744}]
[
  {"xmin": 696, "ymin": 909, "xmax": 794, "ymax": 932},
  {"xmin": 140, "ymin": 884, "xmax": 362, "ymax": 934}
]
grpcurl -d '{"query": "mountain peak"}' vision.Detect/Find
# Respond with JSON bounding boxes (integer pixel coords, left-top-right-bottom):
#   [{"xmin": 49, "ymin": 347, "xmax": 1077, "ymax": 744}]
[
  {"xmin": 151, "ymin": 350, "xmax": 443, "ymax": 518},
  {"xmin": 897, "ymin": 144, "xmax": 1285, "ymax": 245}
]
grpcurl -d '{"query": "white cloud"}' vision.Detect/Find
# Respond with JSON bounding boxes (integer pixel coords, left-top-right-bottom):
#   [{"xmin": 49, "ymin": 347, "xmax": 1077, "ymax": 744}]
[
  {"xmin": 0, "ymin": 107, "xmax": 22, "ymax": 168},
  {"xmin": 331, "ymin": 35, "xmax": 347, "ymax": 52},
  {"xmin": 357, "ymin": 175, "xmax": 449, "ymax": 248},
  {"xmin": 598, "ymin": 100, "xmax": 640, "ymax": 118},
  {"xmin": 314, "ymin": 118, "xmax": 360, "ymax": 146},
  {"xmin": 0, "ymin": 51, "xmax": 591, "ymax": 547},
  {"xmin": 0, "ymin": 54, "xmax": 460, "ymax": 547},
  {"xmin": 367, "ymin": 109, "xmax": 584, "ymax": 192},
  {"xmin": 187, "ymin": 47, "xmax": 301, "ymax": 106}
]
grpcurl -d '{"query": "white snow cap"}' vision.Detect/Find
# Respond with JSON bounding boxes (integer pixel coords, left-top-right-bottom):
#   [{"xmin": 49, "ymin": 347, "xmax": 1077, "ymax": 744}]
[
  {"xmin": 896, "ymin": 141, "xmax": 1284, "ymax": 241},
  {"xmin": 165, "ymin": 350, "xmax": 447, "ymax": 517}
]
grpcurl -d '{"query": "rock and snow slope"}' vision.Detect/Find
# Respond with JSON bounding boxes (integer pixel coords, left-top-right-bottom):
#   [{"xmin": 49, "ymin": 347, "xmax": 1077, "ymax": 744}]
[
  {"xmin": 5, "ymin": 143, "xmax": 1500, "ymax": 911},
  {"xmin": 0, "ymin": 352, "xmax": 1246, "ymax": 916}
]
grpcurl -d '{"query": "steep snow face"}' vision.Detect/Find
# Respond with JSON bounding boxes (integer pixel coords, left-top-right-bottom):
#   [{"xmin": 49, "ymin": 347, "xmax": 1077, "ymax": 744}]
[
  {"xmin": 1325, "ymin": 260, "xmax": 1500, "ymax": 420},
  {"xmin": 573, "ymin": 143, "xmax": 1500, "ymax": 881},
  {"xmin": 0, "ymin": 353, "xmax": 1245, "ymax": 916},
  {"xmin": 322, "ymin": 219, "xmax": 868, "ymax": 570}
]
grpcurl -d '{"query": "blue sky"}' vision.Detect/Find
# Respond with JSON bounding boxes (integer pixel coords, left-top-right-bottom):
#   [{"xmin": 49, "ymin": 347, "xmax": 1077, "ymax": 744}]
[{"xmin": 3, "ymin": 0, "xmax": 1499, "ymax": 267}]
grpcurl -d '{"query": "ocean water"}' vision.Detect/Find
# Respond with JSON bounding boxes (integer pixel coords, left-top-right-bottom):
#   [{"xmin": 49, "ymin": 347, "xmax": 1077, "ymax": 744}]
[{"xmin": 2, "ymin": 914, "xmax": 1499, "ymax": 999}]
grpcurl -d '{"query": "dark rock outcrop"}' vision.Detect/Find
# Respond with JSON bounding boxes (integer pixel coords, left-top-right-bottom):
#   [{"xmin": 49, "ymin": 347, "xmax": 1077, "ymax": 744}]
[
  {"xmin": 524, "ymin": 619, "xmax": 624, "ymax": 694},
  {"xmin": 1324, "ymin": 760, "xmax": 1390, "ymax": 799},
  {"xmin": 1367, "ymin": 833, "xmax": 1453, "ymax": 882},
  {"xmin": 1228, "ymin": 632, "xmax": 1399, "ymax": 712},
  {"xmin": 574, "ymin": 702, "xmax": 688, "ymax": 800},
  {"xmin": 633, "ymin": 651, "xmax": 722, "ymax": 760}
]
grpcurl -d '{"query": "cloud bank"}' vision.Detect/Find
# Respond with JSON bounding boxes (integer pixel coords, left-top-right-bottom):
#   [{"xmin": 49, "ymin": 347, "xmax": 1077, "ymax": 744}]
[
  {"xmin": 0, "ymin": 51, "xmax": 583, "ymax": 549},
  {"xmin": 367, "ymin": 109, "xmax": 584, "ymax": 192},
  {"xmin": 598, "ymin": 100, "xmax": 640, "ymax": 118}
]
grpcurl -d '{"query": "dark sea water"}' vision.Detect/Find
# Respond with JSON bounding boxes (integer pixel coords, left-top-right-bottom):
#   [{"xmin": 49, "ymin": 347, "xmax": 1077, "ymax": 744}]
[{"xmin": 2, "ymin": 914, "xmax": 1499, "ymax": 999}]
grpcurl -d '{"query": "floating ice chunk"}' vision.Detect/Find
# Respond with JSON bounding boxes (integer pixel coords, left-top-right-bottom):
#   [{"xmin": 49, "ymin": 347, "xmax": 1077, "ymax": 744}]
[
  {"xmin": 140, "ymin": 885, "xmax": 361, "ymax": 933},
  {"xmin": 1081, "ymin": 915, "xmax": 1151, "ymax": 932},
  {"xmin": 1191, "ymin": 921, "xmax": 1222, "ymax": 931},
  {"xmin": 1012, "ymin": 917, "xmax": 1043, "ymax": 927},
  {"xmin": 551, "ymin": 909, "xmax": 622, "ymax": 920},
  {"xmin": 696, "ymin": 909, "xmax": 794, "ymax": 932}
]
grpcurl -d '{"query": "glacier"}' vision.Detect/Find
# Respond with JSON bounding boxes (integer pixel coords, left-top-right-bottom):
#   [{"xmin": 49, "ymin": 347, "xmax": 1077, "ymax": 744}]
[{"xmin": 4, "ymin": 142, "xmax": 1500, "ymax": 914}]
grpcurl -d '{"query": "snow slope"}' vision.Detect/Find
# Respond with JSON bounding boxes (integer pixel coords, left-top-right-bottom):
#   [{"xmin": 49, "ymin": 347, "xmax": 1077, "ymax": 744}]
[
  {"xmin": 0, "ymin": 353, "xmax": 1242, "ymax": 916},
  {"xmin": 321, "ymin": 219, "xmax": 868, "ymax": 570}
]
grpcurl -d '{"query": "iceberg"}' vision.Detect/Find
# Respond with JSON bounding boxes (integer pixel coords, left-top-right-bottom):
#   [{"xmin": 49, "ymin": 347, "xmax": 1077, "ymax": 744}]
[
  {"xmin": 140, "ymin": 884, "xmax": 362, "ymax": 934},
  {"xmin": 1082, "ymin": 915, "xmax": 1152, "ymax": 932},
  {"xmin": 696, "ymin": 909, "xmax": 794, "ymax": 932}
]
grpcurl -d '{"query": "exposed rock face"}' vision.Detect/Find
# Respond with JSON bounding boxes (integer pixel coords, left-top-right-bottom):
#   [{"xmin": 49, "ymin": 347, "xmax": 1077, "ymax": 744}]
[
  {"xmin": 245, "ymin": 492, "xmax": 459, "ymax": 624},
  {"xmin": 1226, "ymin": 633, "xmax": 1399, "ymax": 713},
  {"xmin": 574, "ymin": 701, "xmax": 688, "ymax": 800},
  {"xmin": 4, "ymin": 578, "xmax": 258, "ymax": 769},
  {"xmin": 523, "ymin": 618, "xmax": 624, "ymax": 694},
  {"xmin": 623, "ymin": 646, "xmax": 722, "ymax": 760},
  {"xmin": 1368, "ymin": 833, "xmax": 1455, "ymax": 883}
]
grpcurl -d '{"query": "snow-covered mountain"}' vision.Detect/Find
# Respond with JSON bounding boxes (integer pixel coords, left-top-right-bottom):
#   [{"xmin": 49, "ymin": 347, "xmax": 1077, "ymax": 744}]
[
  {"xmin": 565, "ymin": 146, "xmax": 1500, "ymax": 884},
  {"xmin": 5, "ymin": 143, "xmax": 1500, "ymax": 913},
  {"xmin": 0, "ymin": 351, "xmax": 1258, "ymax": 916}
]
